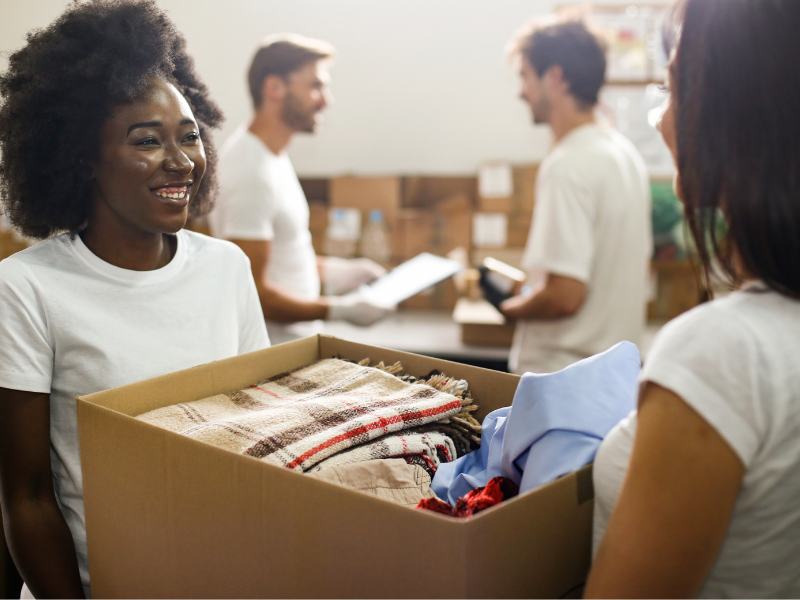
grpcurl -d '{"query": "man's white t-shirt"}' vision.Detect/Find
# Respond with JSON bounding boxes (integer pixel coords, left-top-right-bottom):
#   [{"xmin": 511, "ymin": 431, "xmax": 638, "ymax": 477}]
[
  {"xmin": 510, "ymin": 123, "xmax": 652, "ymax": 375},
  {"xmin": 209, "ymin": 125, "xmax": 322, "ymax": 345},
  {"xmin": 593, "ymin": 285, "xmax": 800, "ymax": 598},
  {"xmin": 0, "ymin": 230, "xmax": 270, "ymax": 594}
]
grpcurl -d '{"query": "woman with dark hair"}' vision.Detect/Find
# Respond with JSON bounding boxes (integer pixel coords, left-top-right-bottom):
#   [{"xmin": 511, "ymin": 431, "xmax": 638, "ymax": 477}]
[
  {"xmin": 586, "ymin": 0, "xmax": 800, "ymax": 597},
  {"xmin": 0, "ymin": 1, "xmax": 269, "ymax": 597}
]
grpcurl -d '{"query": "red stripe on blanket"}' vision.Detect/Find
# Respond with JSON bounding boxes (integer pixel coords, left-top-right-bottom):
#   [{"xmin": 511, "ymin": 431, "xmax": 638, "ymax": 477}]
[
  {"xmin": 249, "ymin": 384, "xmax": 281, "ymax": 398},
  {"xmin": 285, "ymin": 399, "xmax": 462, "ymax": 470}
]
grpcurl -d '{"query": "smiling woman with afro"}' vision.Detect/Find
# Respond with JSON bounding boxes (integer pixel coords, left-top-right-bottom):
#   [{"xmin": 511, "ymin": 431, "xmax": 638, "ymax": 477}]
[
  {"xmin": 0, "ymin": 0, "xmax": 222, "ymax": 239},
  {"xmin": 0, "ymin": 3, "xmax": 270, "ymax": 598}
]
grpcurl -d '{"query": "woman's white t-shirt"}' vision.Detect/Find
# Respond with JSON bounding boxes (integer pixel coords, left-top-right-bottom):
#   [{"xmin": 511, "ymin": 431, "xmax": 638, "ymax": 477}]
[
  {"xmin": 593, "ymin": 284, "xmax": 800, "ymax": 598},
  {"xmin": 0, "ymin": 230, "xmax": 270, "ymax": 593}
]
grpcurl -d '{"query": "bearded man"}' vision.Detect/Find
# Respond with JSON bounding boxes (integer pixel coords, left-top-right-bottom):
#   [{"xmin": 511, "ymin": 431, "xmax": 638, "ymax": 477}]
[
  {"xmin": 500, "ymin": 18, "xmax": 652, "ymax": 374},
  {"xmin": 210, "ymin": 34, "xmax": 392, "ymax": 344}
]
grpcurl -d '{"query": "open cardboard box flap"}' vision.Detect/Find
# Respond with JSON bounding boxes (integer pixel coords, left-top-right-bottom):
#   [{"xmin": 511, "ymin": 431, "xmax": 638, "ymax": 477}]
[{"xmin": 78, "ymin": 335, "xmax": 593, "ymax": 599}]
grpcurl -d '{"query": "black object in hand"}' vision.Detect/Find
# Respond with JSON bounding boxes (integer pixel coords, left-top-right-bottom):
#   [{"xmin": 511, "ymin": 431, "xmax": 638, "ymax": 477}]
[{"xmin": 478, "ymin": 266, "xmax": 511, "ymax": 311}]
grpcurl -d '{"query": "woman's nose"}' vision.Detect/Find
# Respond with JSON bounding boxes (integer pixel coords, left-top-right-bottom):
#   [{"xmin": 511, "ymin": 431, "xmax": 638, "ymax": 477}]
[{"xmin": 164, "ymin": 143, "xmax": 193, "ymax": 174}]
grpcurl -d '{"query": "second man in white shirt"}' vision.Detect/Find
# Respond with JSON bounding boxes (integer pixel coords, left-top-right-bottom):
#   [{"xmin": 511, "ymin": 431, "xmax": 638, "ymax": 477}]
[{"xmin": 209, "ymin": 34, "xmax": 393, "ymax": 345}]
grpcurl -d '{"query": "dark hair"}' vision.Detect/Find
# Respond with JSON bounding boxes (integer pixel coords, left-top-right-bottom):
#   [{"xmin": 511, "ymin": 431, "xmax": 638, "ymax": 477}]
[
  {"xmin": 510, "ymin": 17, "xmax": 607, "ymax": 108},
  {"xmin": 248, "ymin": 34, "xmax": 335, "ymax": 109},
  {"xmin": 0, "ymin": 0, "xmax": 224, "ymax": 240},
  {"xmin": 671, "ymin": 0, "xmax": 800, "ymax": 297}
]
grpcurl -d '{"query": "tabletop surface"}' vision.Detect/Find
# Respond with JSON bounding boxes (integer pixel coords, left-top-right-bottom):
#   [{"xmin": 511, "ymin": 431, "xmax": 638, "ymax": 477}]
[
  {"xmin": 324, "ymin": 309, "xmax": 665, "ymax": 363},
  {"xmin": 323, "ymin": 309, "xmax": 511, "ymax": 360}
]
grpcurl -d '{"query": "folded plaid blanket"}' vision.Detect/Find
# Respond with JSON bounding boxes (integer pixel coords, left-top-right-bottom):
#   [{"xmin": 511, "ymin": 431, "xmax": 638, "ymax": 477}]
[
  {"xmin": 309, "ymin": 429, "xmax": 457, "ymax": 473},
  {"xmin": 137, "ymin": 358, "xmax": 476, "ymax": 473}
]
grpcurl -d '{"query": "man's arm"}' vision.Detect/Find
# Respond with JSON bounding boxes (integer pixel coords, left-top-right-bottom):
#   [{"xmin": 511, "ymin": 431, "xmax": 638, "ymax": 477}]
[
  {"xmin": 0, "ymin": 388, "xmax": 86, "ymax": 599},
  {"xmin": 229, "ymin": 238, "xmax": 329, "ymax": 322},
  {"xmin": 584, "ymin": 382, "xmax": 744, "ymax": 598},
  {"xmin": 499, "ymin": 273, "xmax": 586, "ymax": 320}
]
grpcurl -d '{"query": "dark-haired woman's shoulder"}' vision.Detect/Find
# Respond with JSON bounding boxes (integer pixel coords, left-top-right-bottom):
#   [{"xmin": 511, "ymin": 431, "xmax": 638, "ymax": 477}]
[{"xmin": 642, "ymin": 283, "xmax": 800, "ymax": 468}]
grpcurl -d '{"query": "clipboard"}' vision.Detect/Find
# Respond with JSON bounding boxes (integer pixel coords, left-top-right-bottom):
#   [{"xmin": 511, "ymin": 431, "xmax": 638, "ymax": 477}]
[{"xmin": 359, "ymin": 253, "xmax": 463, "ymax": 307}]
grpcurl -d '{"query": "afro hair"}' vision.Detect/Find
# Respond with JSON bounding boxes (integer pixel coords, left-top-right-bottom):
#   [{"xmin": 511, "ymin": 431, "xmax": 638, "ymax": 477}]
[{"xmin": 0, "ymin": 0, "xmax": 224, "ymax": 239}]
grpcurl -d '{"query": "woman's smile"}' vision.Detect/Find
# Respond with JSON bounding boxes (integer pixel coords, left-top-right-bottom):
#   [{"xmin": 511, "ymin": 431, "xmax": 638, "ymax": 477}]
[{"xmin": 151, "ymin": 182, "xmax": 193, "ymax": 207}]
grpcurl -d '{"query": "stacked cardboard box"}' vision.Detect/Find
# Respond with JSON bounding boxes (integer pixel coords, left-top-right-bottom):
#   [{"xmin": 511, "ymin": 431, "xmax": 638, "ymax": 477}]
[
  {"xmin": 397, "ymin": 178, "xmax": 476, "ymax": 310},
  {"xmin": 0, "ymin": 229, "xmax": 33, "ymax": 262},
  {"xmin": 453, "ymin": 297, "xmax": 516, "ymax": 347},
  {"xmin": 299, "ymin": 167, "xmax": 538, "ymax": 311},
  {"xmin": 648, "ymin": 260, "xmax": 701, "ymax": 320}
]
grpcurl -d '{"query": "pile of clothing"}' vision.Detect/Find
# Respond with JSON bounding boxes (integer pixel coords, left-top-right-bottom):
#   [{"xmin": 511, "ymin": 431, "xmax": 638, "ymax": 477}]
[
  {"xmin": 137, "ymin": 342, "xmax": 640, "ymax": 518},
  {"xmin": 136, "ymin": 357, "xmax": 481, "ymax": 479}
]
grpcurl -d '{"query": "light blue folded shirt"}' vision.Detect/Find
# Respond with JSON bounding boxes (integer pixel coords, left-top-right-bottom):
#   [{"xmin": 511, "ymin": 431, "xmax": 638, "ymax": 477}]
[{"xmin": 431, "ymin": 341, "xmax": 640, "ymax": 505}]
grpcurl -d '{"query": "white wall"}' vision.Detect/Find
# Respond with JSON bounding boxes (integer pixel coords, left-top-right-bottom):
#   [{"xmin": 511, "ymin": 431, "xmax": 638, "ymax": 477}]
[{"xmin": 0, "ymin": 0, "xmax": 665, "ymax": 177}]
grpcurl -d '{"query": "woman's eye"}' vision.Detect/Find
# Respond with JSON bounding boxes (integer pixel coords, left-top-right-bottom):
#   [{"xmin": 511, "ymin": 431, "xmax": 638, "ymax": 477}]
[
  {"xmin": 184, "ymin": 132, "xmax": 200, "ymax": 143},
  {"xmin": 134, "ymin": 137, "xmax": 159, "ymax": 146}
]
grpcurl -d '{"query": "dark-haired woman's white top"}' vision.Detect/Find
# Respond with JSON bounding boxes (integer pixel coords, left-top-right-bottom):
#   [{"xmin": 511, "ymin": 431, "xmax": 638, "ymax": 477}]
[
  {"xmin": 592, "ymin": 282, "xmax": 800, "ymax": 598},
  {"xmin": 0, "ymin": 229, "xmax": 270, "ymax": 595}
]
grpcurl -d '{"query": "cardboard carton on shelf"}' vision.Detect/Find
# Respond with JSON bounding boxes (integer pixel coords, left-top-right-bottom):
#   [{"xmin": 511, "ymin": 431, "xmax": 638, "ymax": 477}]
[
  {"xmin": 78, "ymin": 335, "xmax": 594, "ymax": 599},
  {"xmin": 505, "ymin": 211, "xmax": 532, "ymax": 249},
  {"xmin": 512, "ymin": 164, "xmax": 539, "ymax": 214},
  {"xmin": 307, "ymin": 201, "xmax": 328, "ymax": 255},
  {"xmin": 329, "ymin": 175, "xmax": 402, "ymax": 221},
  {"xmin": 0, "ymin": 229, "xmax": 35, "ymax": 262},
  {"xmin": 453, "ymin": 297, "xmax": 517, "ymax": 347},
  {"xmin": 473, "ymin": 247, "xmax": 526, "ymax": 270},
  {"xmin": 648, "ymin": 260, "xmax": 701, "ymax": 320},
  {"xmin": 298, "ymin": 177, "xmax": 330, "ymax": 205},
  {"xmin": 399, "ymin": 277, "xmax": 459, "ymax": 311},
  {"xmin": 402, "ymin": 175, "xmax": 477, "ymax": 209},
  {"xmin": 393, "ymin": 209, "xmax": 472, "ymax": 266}
]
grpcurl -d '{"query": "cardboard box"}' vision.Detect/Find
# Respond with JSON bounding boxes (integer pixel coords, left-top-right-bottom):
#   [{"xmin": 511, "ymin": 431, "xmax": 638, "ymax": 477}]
[
  {"xmin": 403, "ymin": 176, "xmax": 477, "ymax": 209},
  {"xmin": 77, "ymin": 335, "xmax": 594, "ymax": 599},
  {"xmin": 477, "ymin": 195, "xmax": 513, "ymax": 213},
  {"xmin": 308, "ymin": 201, "xmax": 328, "ymax": 256},
  {"xmin": 648, "ymin": 260, "xmax": 701, "ymax": 320},
  {"xmin": 473, "ymin": 247, "xmax": 526, "ymax": 270},
  {"xmin": 330, "ymin": 176, "xmax": 402, "ymax": 220},
  {"xmin": 512, "ymin": 164, "xmax": 539, "ymax": 214},
  {"xmin": 506, "ymin": 211, "xmax": 532, "ymax": 249},
  {"xmin": 399, "ymin": 277, "xmax": 459, "ymax": 311},
  {"xmin": 0, "ymin": 229, "xmax": 33, "ymax": 262},
  {"xmin": 453, "ymin": 298, "xmax": 517, "ymax": 347},
  {"xmin": 394, "ymin": 210, "xmax": 472, "ymax": 264},
  {"xmin": 298, "ymin": 177, "xmax": 330, "ymax": 204}
]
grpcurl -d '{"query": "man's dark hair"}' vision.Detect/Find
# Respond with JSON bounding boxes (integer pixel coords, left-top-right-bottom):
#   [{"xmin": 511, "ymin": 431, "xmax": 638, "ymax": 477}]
[
  {"xmin": 669, "ymin": 0, "xmax": 800, "ymax": 297},
  {"xmin": 0, "ymin": 0, "xmax": 224, "ymax": 240},
  {"xmin": 510, "ymin": 17, "xmax": 607, "ymax": 109},
  {"xmin": 248, "ymin": 34, "xmax": 335, "ymax": 109}
]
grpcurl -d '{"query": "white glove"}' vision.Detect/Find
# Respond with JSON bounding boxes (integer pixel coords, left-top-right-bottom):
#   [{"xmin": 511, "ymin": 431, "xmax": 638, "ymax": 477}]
[
  {"xmin": 327, "ymin": 290, "xmax": 396, "ymax": 326},
  {"xmin": 322, "ymin": 257, "xmax": 386, "ymax": 296}
]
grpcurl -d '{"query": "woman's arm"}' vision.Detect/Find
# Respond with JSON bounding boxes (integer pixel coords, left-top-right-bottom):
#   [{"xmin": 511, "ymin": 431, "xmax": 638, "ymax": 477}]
[
  {"xmin": 0, "ymin": 387, "xmax": 85, "ymax": 599},
  {"xmin": 584, "ymin": 382, "xmax": 744, "ymax": 599}
]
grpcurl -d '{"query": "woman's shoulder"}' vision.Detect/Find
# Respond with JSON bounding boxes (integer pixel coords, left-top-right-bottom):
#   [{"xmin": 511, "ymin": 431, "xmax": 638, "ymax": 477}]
[
  {"xmin": 179, "ymin": 229, "xmax": 253, "ymax": 269},
  {"xmin": 659, "ymin": 287, "xmax": 799, "ymax": 346},
  {"xmin": 645, "ymin": 287, "xmax": 800, "ymax": 393},
  {"xmin": 0, "ymin": 234, "xmax": 73, "ymax": 284}
]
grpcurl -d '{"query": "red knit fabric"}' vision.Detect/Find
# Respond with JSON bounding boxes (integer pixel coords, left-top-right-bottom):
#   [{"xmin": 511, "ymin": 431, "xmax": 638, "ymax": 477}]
[{"xmin": 416, "ymin": 476, "xmax": 519, "ymax": 517}]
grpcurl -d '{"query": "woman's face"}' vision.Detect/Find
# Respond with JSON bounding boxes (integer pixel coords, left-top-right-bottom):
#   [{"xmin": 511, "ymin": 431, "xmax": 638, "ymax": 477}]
[
  {"xmin": 90, "ymin": 77, "xmax": 206, "ymax": 235},
  {"xmin": 656, "ymin": 61, "xmax": 681, "ymax": 200}
]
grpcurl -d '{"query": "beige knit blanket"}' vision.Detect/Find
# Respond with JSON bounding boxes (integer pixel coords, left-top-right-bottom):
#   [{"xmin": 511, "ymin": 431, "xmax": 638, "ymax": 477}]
[{"xmin": 136, "ymin": 358, "xmax": 477, "ymax": 472}]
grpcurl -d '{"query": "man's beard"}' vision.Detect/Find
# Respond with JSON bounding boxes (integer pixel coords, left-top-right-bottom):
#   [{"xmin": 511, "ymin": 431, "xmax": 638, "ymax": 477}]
[
  {"xmin": 281, "ymin": 91, "xmax": 319, "ymax": 133},
  {"xmin": 531, "ymin": 93, "xmax": 550, "ymax": 125}
]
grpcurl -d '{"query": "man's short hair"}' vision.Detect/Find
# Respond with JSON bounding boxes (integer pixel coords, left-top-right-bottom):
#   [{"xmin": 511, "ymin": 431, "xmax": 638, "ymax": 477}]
[
  {"xmin": 248, "ymin": 33, "xmax": 335, "ymax": 108},
  {"xmin": 510, "ymin": 16, "xmax": 607, "ymax": 108}
]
